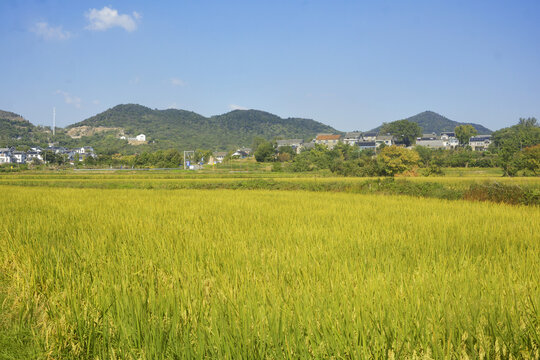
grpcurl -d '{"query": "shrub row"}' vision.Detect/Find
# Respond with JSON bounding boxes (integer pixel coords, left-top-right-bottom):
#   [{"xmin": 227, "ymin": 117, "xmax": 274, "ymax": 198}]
[{"xmin": 464, "ymin": 182, "xmax": 540, "ymax": 205}]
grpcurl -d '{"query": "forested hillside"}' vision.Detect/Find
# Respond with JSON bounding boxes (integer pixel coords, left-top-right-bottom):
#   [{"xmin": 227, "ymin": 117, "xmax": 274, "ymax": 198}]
[
  {"xmin": 69, "ymin": 104, "xmax": 339, "ymax": 151},
  {"xmin": 372, "ymin": 111, "xmax": 492, "ymax": 134}
]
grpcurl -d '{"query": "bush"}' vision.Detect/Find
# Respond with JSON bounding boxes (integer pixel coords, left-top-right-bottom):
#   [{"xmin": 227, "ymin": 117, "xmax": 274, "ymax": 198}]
[
  {"xmin": 378, "ymin": 146, "xmax": 420, "ymax": 176},
  {"xmin": 420, "ymin": 165, "xmax": 445, "ymax": 176},
  {"xmin": 464, "ymin": 182, "xmax": 540, "ymax": 206},
  {"xmin": 271, "ymin": 162, "xmax": 283, "ymax": 172}
]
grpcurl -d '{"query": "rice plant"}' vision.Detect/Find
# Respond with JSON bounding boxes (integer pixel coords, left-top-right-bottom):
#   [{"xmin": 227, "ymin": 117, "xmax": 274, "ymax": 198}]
[{"xmin": 1, "ymin": 184, "xmax": 539, "ymax": 358}]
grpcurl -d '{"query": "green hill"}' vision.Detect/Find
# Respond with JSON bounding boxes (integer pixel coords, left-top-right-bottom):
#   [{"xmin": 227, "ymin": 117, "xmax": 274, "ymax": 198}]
[
  {"xmin": 68, "ymin": 104, "xmax": 339, "ymax": 152},
  {"xmin": 0, "ymin": 110, "xmax": 51, "ymax": 146},
  {"xmin": 372, "ymin": 111, "xmax": 492, "ymax": 134}
]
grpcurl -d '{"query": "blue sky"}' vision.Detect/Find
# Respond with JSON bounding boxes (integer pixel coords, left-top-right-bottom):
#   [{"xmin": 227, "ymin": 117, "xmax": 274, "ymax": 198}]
[{"xmin": 1, "ymin": 0, "xmax": 539, "ymax": 130}]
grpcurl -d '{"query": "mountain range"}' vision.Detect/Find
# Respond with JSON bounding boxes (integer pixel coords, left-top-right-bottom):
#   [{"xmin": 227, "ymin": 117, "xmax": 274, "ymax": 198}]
[
  {"xmin": 1, "ymin": 105, "xmax": 492, "ymax": 153},
  {"xmin": 67, "ymin": 104, "xmax": 338, "ymax": 152}
]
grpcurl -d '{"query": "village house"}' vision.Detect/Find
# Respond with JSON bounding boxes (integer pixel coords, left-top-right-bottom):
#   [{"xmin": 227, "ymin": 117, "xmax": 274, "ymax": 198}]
[
  {"xmin": 358, "ymin": 141, "xmax": 377, "ymax": 150},
  {"xmin": 362, "ymin": 132, "xmax": 378, "ymax": 142},
  {"xmin": 315, "ymin": 134, "xmax": 341, "ymax": 149},
  {"xmin": 26, "ymin": 151, "xmax": 43, "ymax": 163},
  {"xmin": 440, "ymin": 132, "xmax": 459, "ymax": 147},
  {"xmin": 78, "ymin": 152, "xmax": 97, "ymax": 162},
  {"xmin": 48, "ymin": 146, "xmax": 69, "ymax": 154},
  {"xmin": 237, "ymin": 147, "xmax": 252, "ymax": 155},
  {"xmin": 469, "ymin": 135, "xmax": 492, "ymax": 151},
  {"xmin": 375, "ymin": 135, "xmax": 395, "ymax": 147},
  {"xmin": 440, "ymin": 132, "xmax": 455, "ymax": 140},
  {"xmin": 74, "ymin": 146, "xmax": 95, "ymax": 155},
  {"xmin": 0, "ymin": 148, "xmax": 12, "ymax": 164},
  {"xmin": 12, "ymin": 151, "xmax": 27, "ymax": 164},
  {"xmin": 276, "ymin": 139, "xmax": 304, "ymax": 154},
  {"xmin": 213, "ymin": 152, "xmax": 228, "ymax": 163},
  {"xmin": 420, "ymin": 133, "xmax": 438, "ymax": 140},
  {"xmin": 343, "ymin": 132, "xmax": 362, "ymax": 146},
  {"xmin": 0, "ymin": 145, "xmax": 99, "ymax": 165},
  {"xmin": 69, "ymin": 148, "xmax": 97, "ymax": 162},
  {"xmin": 415, "ymin": 139, "xmax": 447, "ymax": 149},
  {"xmin": 231, "ymin": 149, "xmax": 249, "ymax": 158},
  {"xmin": 302, "ymin": 142, "xmax": 315, "ymax": 151}
]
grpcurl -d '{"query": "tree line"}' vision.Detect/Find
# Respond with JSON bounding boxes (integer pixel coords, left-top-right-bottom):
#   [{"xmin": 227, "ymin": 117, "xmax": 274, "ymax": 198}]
[{"xmin": 252, "ymin": 118, "xmax": 539, "ymax": 176}]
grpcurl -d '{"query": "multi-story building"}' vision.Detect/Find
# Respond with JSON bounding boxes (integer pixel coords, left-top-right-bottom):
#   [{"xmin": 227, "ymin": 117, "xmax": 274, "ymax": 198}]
[
  {"xmin": 315, "ymin": 134, "xmax": 342, "ymax": 149},
  {"xmin": 276, "ymin": 139, "xmax": 304, "ymax": 154},
  {"xmin": 343, "ymin": 132, "xmax": 362, "ymax": 146},
  {"xmin": 469, "ymin": 135, "xmax": 492, "ymax": 151},
  {"xmin": 0, "ymin": 148, "xmax": 12, "ymax": 164}
]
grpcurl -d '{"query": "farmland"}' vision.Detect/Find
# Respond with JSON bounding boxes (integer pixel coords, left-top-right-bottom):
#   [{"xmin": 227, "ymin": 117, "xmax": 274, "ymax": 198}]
[{"xmin": 1, "ymin": 173, "xmax": 539, "ymax": 358}]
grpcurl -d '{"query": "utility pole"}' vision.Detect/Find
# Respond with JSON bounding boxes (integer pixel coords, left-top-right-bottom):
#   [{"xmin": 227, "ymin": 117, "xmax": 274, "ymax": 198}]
[{"xmin": 53, "ymin": 107, "xmax": 56, "ymax": 137}]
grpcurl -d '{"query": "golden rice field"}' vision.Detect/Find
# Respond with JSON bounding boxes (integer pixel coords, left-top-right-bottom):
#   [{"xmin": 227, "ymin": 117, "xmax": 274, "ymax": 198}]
[
  {"xmin": 1, "ymin": 171, "xmax": 539, "ymax": 190},
  {"xmin": 1, "ymin": 178, "xmax": 539, "ymax": 358}
]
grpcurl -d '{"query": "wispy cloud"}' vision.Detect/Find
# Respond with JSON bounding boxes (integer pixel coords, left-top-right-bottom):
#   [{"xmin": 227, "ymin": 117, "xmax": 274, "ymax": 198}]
[
  {"xmin": 229, "ymin": 104, "xmax": 248, "ymax": 111},
  {"xmin": 129, "ymin": 76, "xmax": 141, "ymax": 85},
  {"xmin": 56, "ymin": 90, "xmax": 82, "ymax": 108},
  {"xmin": 85, "ymin": 6, "xmax": 140, "ymax": 32},
  {"xmin": 31, "ymin": 22, "xmax": 72, "ymax": 40},
  {"xmin": 92, "ymin": 99, "xmax": 100, "ymax": 105},
  {"xmin": 170, "ymin": 78, "xmax": 185, "ymax": 87}
]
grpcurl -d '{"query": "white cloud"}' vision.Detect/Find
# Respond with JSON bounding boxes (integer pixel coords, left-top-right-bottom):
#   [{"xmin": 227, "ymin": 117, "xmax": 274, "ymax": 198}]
[
  {"xmin": 170, "ymin": 78, "xmax": 185, "ymax": 87},
  {"xmin": 130, "ymin": 76, "xmax": 140, "ymax": 85},
  {"xmin": 56, "ymin": 90, "xmax": 82, "ymax": 108},
  {"xmin": 167, "ymin": 102, "xmax": 180, "ymax": 109},
  {"xmin": 31, "ymin": 22, "xmax": 72, "ymax": 40},
  {"xmin": 85, "ymin": 6, "xmax": 140, "ymax": 32},
  {"xmin": 92, "ymin": 99, "xmax": 100, "ymax": 105},
  {"xmin": 229, "ymin": 104, "xmax": 248, "ymax": 111}
]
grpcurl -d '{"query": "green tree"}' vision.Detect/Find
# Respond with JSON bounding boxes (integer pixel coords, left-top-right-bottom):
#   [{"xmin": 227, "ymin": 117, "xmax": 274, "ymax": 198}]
[
  {"xmin": 252, "ymin": 137, "xmax": 268, "ymax": 153},
  {"xmin": 380, "ymin": 120, "xmax": 422, "ymax": 146},
  {"xmin": 277, "ymin": 145, "xmax": 295, "ymax": 157},
  {"xmin": 414, "ymin": 145, "xmax": 433, "ymax": 166},
  {"xmin": 521, "ymin": 145, "xmax": 540, "ymax": 175},
  {"xmin": 254, "ymin": 141, "xmax": 275, "ymax": 162},
  {"xmin": 378, "ymin": 146, "xmax": 420, "ymax": 176},
  {"xmin": 454, "ymin": 125, "xmax": 478, "ymax": 146},
  {"xmin": 491, "ymin": 118, "xmax": 540, "ymax": 176}
]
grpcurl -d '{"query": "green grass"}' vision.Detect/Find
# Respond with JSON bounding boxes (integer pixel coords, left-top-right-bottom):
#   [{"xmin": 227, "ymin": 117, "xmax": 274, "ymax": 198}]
[
  {"xmin": 1, "ymin": 185, "xmax": 539, "ymax": 358},
  {"xmin": 441, "ymin": 167, "xmax": 504, "ymax": 177}
]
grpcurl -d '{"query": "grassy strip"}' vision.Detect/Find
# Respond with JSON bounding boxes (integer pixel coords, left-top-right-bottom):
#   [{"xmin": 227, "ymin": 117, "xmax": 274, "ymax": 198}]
[{"xmin": 1, "ymin": 177, "xmax": 539, "ymax": 205}]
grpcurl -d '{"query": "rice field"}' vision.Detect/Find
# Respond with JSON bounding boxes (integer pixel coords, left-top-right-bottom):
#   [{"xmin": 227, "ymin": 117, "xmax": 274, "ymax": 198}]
[
  {"xmin": 1, "ymin": 177, "xmax": 539, "ymax": 358},
  {"xmin": 1, "ymin": 171, "xmax": 539, "ymax": 189}
]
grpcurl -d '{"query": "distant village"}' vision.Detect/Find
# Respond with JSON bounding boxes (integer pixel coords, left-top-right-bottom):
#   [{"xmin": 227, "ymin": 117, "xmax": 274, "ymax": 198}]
[
  {"xmin": 0, "ymin": 145, "xmax": 97, "ymax": 165},
  {"xmin": 0, "ymin": 131, "xmax": 492, "ymax": 166},
  {"xmin": 277, "ymin": 131, "xmax": 492, "ymax": 153},
  {"xmin": 211, "ymin": 131, "xmax": 492, "ymax": 164}
]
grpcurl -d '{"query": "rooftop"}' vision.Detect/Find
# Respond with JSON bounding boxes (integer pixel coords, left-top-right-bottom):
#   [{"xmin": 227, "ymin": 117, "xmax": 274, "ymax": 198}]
[{"xmin": 316, "ymin": 134, "xmax": 341, "ymax": 141}]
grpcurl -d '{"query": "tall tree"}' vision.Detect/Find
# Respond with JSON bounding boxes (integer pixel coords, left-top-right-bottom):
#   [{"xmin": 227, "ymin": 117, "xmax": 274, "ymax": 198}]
[
  {"xmin": 378, "ymin": 145, "xmax": 420, "ymax": 175},
  {"xmin": 380, "ymin": 120, "xmax": 422, "ymax": 147},
  {"xmin": 491, "ymin": 117, "xmax": 540, "ymax": 176},
  {"xmin": 454, "ymin": 125, "xmax": 478, "ymax": 146},
  {"xmin": 254, "ymin": 140, "xmax": 275, "ymax": 162}
]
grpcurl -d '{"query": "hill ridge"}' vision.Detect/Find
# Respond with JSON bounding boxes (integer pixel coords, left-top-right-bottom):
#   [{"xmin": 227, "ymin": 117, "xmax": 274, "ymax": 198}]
[
  {"xmin": 67, "ymin": 103, "xmax": 339, "ymax": 151},
  {"xmin": 371, "ymin": 110, "xmax": 492, "ymax": 134}
]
